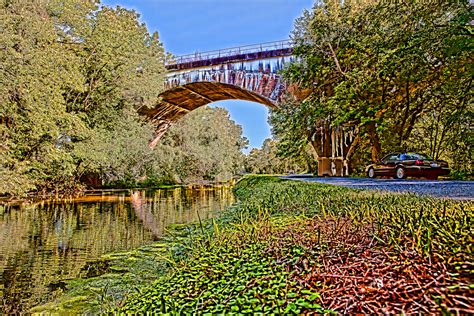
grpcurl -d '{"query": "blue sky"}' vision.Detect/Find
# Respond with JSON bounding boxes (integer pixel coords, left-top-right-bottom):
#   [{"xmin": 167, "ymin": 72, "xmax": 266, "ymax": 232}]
[{"xmin": 103, "ymin": 0, "xmax": 314, "ymax": 150}]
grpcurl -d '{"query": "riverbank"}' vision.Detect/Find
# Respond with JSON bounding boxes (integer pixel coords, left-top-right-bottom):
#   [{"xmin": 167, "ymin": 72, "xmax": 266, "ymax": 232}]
[
  {"xmin": 33, "ymin": 176, "xmax": 473, "ymax": 314},
  {"xmin": 0, "ymin": 180, "xmax": 235, "ymax": 206}
]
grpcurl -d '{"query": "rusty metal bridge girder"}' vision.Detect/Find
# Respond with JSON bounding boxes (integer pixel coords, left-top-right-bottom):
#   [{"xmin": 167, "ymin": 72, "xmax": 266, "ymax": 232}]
[{"xmin": 166, "ymin": 40, "xmax": 293, "ymax": 71}]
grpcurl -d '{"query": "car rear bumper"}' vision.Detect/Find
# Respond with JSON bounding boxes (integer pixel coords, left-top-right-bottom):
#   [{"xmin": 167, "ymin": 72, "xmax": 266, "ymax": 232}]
[{"xmin": 405, "ymin": 166, "xmax": 450, "ymax": 177}]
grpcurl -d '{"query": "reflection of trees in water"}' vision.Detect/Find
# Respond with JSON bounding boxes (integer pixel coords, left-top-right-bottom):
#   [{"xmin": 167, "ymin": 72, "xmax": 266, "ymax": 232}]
[
  {"xmin": 131, "ymin": 188, "xmax": 236, "ymax": 239},
  {"xmin": 1, "ymin": 199, "xmax": 155, "ymax": 313},
  {"xmin": 0, "ymin": 187, "xmax": 235, "ymax": 313},
  {"xmin": 131, "ymin": 191, "xmax": 162, "ymax": 239}
]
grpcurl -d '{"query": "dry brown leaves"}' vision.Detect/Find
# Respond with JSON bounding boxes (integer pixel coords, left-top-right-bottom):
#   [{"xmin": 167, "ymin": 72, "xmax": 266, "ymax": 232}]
[{"xmin": 267, "ymin": 217, "xmax": 473, "ymax": 314}]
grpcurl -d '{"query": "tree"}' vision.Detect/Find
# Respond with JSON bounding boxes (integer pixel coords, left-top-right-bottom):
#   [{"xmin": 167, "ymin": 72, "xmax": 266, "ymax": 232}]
[
  {"xmin": 271, "ymin": 0, "xmax": 472, "ymax": 173},
  {"xmin": 245, "ymin": 138, "xmax": 313, "ymax": 174},
  {"xmin": 152, "ymin": 106, "xmax": 248, "ymax": 184},
  {"xmin": 67, "ymin": 4, "xmax": 167, "ymax": 186},
  {"xmin": 0, "ymin": 0, "xmax": 167, "ymax": 195}
]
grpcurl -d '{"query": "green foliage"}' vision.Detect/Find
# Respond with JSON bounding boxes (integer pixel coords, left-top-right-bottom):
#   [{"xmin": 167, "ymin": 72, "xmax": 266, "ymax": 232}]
[
  {"xmin": 0, "ymin": 0, "xmax": 166, "ymax": 196},
  {"xmin": 233, "ymin": 175, "xmax": 283, "ymax": 200},
  {"xmin": 2, "ymin": 1, "xmax": 247, "ymax": 193},
  {"xmin": 74, "ymin": 109, "xmax": 156, "ymax": 184},
  {"xmin": 119, "ymin": 244, "xmax": 324, "ymax": 314},
  {"xmin": 272, "ymin": 0, "xmax": 473, "ymax": 170},
  {"xmin": 244, "ymin": 138, "xmax": 314, "ymax": 174},
  {"xmin": 152, "ymin": 106, "xmax": 248, "ymax": 184}
]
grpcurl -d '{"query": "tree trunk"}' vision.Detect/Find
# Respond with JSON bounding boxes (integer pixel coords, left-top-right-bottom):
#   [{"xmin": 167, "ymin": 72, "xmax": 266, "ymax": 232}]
[
  {"xmin": 345, "ymin": 134, "xmax": 360, "ymax": 162},
  {"xmin": 367, "ymin": 122, "xmax": 381, "ymax": 162}
]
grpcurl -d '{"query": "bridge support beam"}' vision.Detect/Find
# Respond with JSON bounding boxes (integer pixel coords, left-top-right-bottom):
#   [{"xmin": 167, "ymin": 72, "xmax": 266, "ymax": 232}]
[{"xmin": 149, "ymin": 120, "xmax": 173, "ymax": 149}]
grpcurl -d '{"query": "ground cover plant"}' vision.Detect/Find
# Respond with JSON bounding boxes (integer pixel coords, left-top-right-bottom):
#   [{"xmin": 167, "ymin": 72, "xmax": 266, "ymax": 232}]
[{"xmin": 114, "ymin": 176, "xmax": 473, "ymax": 314}]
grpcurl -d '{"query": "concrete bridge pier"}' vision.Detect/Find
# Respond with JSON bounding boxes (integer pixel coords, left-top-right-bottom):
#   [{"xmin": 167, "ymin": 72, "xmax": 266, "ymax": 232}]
[
  {"xmin": 317, "ymin": 157, "xmax": 350, "ymax": 177},
  {"xmin": 312, "ymin": 124, "xmax": 358, "ymax": 177}
]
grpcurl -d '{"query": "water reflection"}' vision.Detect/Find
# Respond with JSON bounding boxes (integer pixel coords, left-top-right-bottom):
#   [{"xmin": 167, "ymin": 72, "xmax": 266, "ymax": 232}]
[{"xmin": 0, "ymin": 187, "xmax": 235, "ymax": 313}]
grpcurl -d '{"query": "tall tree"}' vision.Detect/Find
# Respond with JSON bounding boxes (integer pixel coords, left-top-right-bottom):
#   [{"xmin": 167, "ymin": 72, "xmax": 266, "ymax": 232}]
[
  {"xmin": 271, "ymin": 0, "xmax": 472, "ymax": 173},
  {"xmin": 0, "ymin": 0, "xmax": 167, "ymax": 195}
]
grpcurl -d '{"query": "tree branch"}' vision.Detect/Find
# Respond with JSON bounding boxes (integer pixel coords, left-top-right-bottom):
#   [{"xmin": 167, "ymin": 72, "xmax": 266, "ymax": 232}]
[{"xmin": 328, "ymin": 42, "xmax": 348, "ymax": 78}]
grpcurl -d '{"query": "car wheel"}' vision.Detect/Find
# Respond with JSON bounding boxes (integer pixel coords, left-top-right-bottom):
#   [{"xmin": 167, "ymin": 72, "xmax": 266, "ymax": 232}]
[
  {"xmin": 395, "ymin": 167, "xmax": 407, "ymax": 179},
  {"xmin": 367, "ymin": 167, "xmax": 376, "ymax": 178}
]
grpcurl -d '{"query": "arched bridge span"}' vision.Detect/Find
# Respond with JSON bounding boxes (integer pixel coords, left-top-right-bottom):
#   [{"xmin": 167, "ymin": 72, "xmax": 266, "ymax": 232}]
[
  {"xmin": 142, "ymin": 40, "xmax": 357, "ymax": 177},
  {"xmin": 140, "ymin": 40, "xmax": 294, "ymax": 147}
]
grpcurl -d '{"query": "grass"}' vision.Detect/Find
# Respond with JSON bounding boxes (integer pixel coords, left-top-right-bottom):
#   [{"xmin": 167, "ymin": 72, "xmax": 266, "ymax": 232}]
[
  {"xmin": 112, "ymin": 176, "xmax": 472, "ymax": 314},
  {"xmin": 33, "ymin": 176, "xmax": 472, "ymax": 313}
]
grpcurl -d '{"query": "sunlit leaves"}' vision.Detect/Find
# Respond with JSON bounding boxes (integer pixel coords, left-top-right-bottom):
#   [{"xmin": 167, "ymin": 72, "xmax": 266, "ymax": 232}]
[
  {"xmin": 153, "ymin": 106, "xmax": 248, "ymax": 184},
  {"xmin": 272, "ymin": 0, "xmax": 472, "ymax": 169},
  {"xmin": 0, "ymin": 1, "xmax": 166, "ymax": 195}
]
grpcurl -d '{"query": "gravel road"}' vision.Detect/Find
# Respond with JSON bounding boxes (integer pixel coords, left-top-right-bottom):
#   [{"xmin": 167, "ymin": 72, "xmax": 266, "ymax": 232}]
[{"xmin": 283, "ymin": 175, "xmax": 474, "ymax": 200}]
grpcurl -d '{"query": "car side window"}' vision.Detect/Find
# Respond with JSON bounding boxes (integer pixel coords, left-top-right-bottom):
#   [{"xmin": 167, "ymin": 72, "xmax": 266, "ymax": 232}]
[{"xmin": 387, "ymin": 154, "xmax": 399, "ymax": 161}]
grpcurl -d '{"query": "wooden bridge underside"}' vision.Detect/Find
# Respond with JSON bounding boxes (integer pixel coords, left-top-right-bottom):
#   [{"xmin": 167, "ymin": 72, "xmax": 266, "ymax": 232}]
[
  {"xmin": 141, "ymin": 81, "xmax": 275, "ymax": 118},
  {"xmin": 140, "ymin": 81, "xmax": 275, "ymax": 147}
]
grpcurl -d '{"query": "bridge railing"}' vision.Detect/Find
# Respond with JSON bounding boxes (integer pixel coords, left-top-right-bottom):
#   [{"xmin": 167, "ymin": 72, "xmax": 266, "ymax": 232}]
[{"xmin": 166, "ymin": 39, "xmax": 293, "ymax": 66}]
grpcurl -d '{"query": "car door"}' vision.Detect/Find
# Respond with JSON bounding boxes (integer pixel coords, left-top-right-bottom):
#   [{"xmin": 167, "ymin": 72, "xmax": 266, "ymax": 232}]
[{"xmin": 376, "ymin": 154, "xmax": 399, "ymax": 176}]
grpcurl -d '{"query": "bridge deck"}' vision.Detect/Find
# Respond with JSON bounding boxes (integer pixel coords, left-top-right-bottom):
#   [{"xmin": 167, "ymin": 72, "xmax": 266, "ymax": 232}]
[{"xmin": 166, "ymin": 40, "xmax": 293, "ymax": 71}]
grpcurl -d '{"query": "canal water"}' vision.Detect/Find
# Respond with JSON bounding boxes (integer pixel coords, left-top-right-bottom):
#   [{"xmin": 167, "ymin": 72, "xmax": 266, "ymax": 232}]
[{"xmin": 0, "ymin": 187, "xmax": 235, "ymax": 313}]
